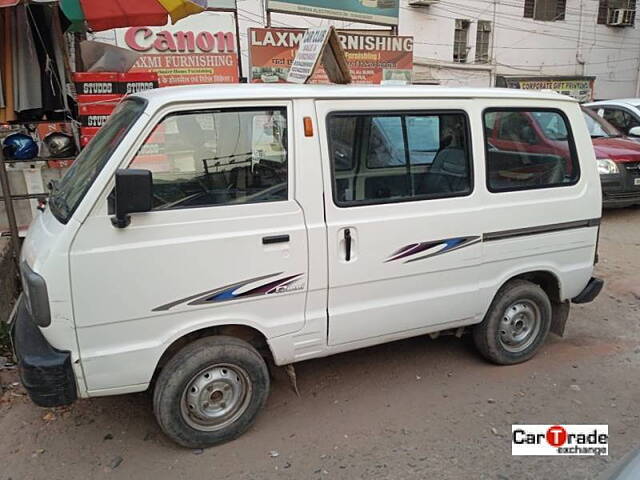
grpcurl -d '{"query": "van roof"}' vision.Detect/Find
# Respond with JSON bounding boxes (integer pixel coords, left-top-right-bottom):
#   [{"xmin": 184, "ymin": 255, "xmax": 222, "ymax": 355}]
[{"xmin": 134, "ymin": 83, "xmax": 577, "ymax": 107}]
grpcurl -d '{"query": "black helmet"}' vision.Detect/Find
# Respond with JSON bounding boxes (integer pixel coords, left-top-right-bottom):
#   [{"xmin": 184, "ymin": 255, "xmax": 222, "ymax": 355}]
[{"xmin": 44, "ymin": 132, "xmax": 76, "ymax": 158}]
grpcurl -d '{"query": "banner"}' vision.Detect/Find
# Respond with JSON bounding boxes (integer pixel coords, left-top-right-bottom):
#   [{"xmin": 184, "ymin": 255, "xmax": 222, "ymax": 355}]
[
  {"xmin": 114, "ymin": 13, "xmax": 239, "ymax": 86},
  {"xmin": 268, "ymin": 0, "xmax": 399, "ymax": 26},
  {"xmin": 249, "ymin": 28, "xmax": 412, "ymax": 84}
]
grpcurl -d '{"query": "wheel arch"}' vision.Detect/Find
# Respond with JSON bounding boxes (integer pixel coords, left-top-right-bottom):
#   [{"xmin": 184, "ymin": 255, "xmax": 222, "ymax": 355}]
[
  {"xmin": 508, "ymin": 270, "xmax": 562, "ymax": 303},
  {"xmin": 486, "ymin": 268, "xmax": 569, "ymax": 337},
  {"xmin": 150, "ymin": 324, "xmax": 274, "ymax": 387}
]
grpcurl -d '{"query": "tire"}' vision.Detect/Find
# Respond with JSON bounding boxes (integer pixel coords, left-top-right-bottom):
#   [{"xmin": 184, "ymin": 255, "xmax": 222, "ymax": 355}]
[
  {"xmin": 473, "ymin": 280, "xmax": 552, "ymax": 365},
  {"xmin": 153, "ymin": 336, "xmax": 270, "ymax": 448}
]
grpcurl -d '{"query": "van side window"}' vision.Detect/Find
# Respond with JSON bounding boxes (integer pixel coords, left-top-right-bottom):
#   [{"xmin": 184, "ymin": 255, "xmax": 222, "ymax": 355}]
[
  {"xmin": 484, "ymin": 109, "xmax": 579, "ymax": 192},
  {"xmin": 327, "ymin": 112, "xmax": 472, "ymax": 206},
  {"xmin": 128, "ymin": 108, "xmax": 288, "ymax": 210}
]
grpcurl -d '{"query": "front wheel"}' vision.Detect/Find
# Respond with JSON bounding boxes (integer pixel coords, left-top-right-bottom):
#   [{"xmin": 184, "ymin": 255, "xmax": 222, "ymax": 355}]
[
  {"xmin": 473, "ymin": 280, "xmax": 552, "ymax": 365},
  {"xmin": 153, "ymin": 336, "xmax": 270, "ymax": 448}
]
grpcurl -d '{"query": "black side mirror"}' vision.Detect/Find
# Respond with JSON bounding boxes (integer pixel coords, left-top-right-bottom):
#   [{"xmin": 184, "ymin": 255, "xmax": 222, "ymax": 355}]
[{"xmin": 111, "ymin": 169, "xmax": 153, "ymax": 228}]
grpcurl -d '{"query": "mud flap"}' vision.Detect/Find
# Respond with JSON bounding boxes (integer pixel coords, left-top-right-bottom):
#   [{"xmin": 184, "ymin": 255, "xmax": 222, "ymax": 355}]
[
  {"xmin": 550, "ymin": 300, "xmax": 570, "ymax": 337},
  {"xmin": 284, "ymin": 364, "xmax": 300, "ymax": 397}
]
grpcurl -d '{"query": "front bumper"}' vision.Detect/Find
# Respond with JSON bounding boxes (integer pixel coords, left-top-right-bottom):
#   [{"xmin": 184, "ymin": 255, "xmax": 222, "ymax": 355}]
[
  {"xmin": 572, "ymin": 277, "xmax": 604, "ymax": 304},
  {"xmin": 11, "ymin": 296, "xmax": 77, "ymax": 407},
  {"xmin": 601, "ymin": 164, "xmax": 640, "ymax": 207}
]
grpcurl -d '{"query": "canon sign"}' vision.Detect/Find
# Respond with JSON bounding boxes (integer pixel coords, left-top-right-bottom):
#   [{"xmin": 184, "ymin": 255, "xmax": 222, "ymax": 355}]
[{"xmin": 125, "ymin": 27, "xmax": 235, "ymax": 53}]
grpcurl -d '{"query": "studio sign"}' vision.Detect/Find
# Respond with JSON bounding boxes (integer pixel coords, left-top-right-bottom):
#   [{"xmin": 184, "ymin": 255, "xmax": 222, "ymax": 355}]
[{"xmin": 125, "ymin": 27, "xmax": 235, "ymax": 53}]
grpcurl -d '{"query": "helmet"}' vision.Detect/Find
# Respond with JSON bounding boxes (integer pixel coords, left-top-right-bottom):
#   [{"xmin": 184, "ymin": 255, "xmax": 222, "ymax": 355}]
[
  {"xmin": 44, "ymin": 132, "xmax": 76, "ymax": 158},
  {"xmin": 2, "ymin": 133, "xmax": 38, "ymax": 160}
]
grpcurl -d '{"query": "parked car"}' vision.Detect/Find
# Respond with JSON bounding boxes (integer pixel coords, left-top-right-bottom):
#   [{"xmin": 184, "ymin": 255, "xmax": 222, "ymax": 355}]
[
  {"xmin": 598, "ymin": 448, "xmax": 640, "ymax": 480},
  {"xmin": 584, "ymin": 98, "xmax": 640, "ymax": 140},
  {"xmin": 582, "ymin": 108, "xmax": 640, "ymax": 208},
  {"xmin": 12, "ymin": 85, "xmax": 603, "ymax": 448}
]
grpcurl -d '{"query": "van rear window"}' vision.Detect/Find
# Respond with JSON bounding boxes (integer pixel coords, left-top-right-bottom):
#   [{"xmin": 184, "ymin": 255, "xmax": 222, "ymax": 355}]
[{"xmin": 483, "ymin": 108, "xmax": 580, "ymax": 192}]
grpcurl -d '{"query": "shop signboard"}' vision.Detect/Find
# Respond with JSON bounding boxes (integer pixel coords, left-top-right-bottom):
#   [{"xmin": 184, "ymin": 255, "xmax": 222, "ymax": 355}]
[
  {"xmin": 267, "ymin": 0, "xmax": 399, "ymax": 26},
  {"xmin": 287, "ymin": 27, "xmax": 331, "ymax": 83},
  {"xmin": 112, "ymin": 13, "xmax": 239, "ymax": 86},
  {"xmin": 498, "ymin": 76, "xmax": 596, "ymax": 102},
  {"xmin": 249, "ymin": 27, "xmax": 413, "ymax": 85}
]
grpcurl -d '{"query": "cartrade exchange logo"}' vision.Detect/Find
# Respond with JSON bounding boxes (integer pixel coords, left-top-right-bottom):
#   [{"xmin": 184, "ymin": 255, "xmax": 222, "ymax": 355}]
[{"xmin": 512, "ymin": 425, "xmax": 608, "ymax": 456}]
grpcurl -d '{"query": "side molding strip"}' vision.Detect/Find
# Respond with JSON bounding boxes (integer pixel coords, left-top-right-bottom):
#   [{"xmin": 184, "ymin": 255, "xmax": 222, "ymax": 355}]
[{"xmin": 483, "ymin": 218, "xmax": 600, "ymax": 242}]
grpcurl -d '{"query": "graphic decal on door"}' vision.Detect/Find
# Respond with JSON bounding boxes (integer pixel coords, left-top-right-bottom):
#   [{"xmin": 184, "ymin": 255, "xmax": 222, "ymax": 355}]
[
  {"xmin": 152, "ymin": 273, "xmax": 305, "ymax": 312},
  {"xmin": 385, "ymin": 236, "xmax": 481, "ymax": 264}
]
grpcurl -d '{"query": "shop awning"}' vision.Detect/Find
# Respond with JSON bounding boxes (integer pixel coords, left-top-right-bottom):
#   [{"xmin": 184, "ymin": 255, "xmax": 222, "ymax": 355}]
[
  {"xmin": 59, "ymin": 0, "xmax": 206, "ymax": 32},
  {"xmin": 0, "ymin": 0, "xmax": 57, "ymax": 6}
]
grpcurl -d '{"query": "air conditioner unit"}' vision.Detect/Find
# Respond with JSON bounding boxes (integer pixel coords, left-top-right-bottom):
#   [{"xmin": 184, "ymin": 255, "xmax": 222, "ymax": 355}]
[
  {"xmin": 455, "ymin": 19, "xmax": 470, "ymax": 29},
  {"xmin": 408, "ymin": 0, "xmax": 440, "ymax": 6},
  {"xmin": 608, "ymin": 8, "xmax": 635, "ymax": 26}
]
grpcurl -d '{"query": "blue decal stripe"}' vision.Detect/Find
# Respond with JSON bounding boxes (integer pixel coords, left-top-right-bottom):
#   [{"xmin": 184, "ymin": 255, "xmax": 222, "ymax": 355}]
[{"xmin": 386, "ymin": 236, "xmax": 481, "ymax": 264}]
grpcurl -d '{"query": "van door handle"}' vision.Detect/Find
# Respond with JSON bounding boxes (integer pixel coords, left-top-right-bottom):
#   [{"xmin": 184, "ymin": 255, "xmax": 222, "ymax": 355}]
[
  {"xmin": 344, "ymin": 228, "xmax": 352, "ymax": 262},
  {"xmin": 262, "ymin": 235, "xmax": 290, "ymax": 245}
]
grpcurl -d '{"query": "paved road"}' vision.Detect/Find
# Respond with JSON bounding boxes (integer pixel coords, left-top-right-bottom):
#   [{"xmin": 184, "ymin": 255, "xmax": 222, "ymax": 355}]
[{"xmin": 1, "ymin": 207, "xmax": 639, "ymax": 480}]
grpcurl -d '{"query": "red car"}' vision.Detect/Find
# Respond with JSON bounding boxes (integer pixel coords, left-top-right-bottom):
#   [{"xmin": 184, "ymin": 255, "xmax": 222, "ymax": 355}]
[{"xmin": 485, "ymin": 108, "xmax": 640, "ymax": 207}]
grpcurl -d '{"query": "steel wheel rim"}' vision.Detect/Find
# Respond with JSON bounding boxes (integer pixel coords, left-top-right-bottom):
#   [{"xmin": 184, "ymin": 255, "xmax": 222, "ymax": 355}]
[
  {"xmin": 498, "ymin": 299, "xmax": 541, "ymax": 353},
  {"xmin": 181, "ymin": 363, "xmax": 252, "ymax": 432}
]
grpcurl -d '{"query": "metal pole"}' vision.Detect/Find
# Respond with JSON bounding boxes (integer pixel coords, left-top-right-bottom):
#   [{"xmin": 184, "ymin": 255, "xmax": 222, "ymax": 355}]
[
  {"xmin": 491, "ymin": 0, "xmax": 497, "ymax": 86},
  {"xmin": 233, "ymin": 9, "xmax": 244, "ymax": 82},
  {"xmin": 0, "ymin": 148, "xmax": 20, "ymax": 268}
]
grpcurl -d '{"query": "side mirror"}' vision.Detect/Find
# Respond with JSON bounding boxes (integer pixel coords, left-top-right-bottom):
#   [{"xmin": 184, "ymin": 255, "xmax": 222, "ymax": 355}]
[
  {"xmin": 628, "ymin": 126, "xmax": 640, "ymax": 137},
  {"xmin": 111, "ymin": 169, "xmax": 153, "ymax": 228}
]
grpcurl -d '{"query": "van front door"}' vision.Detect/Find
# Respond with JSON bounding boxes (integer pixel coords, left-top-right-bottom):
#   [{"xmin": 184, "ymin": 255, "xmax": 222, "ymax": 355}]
[
  {"xmin": 69, "ymin": 102, "xmax": 308, "ymax": 392},
  {"xmin": 316, "ymin": 100, "xmax": 484, "ymax": 347}
]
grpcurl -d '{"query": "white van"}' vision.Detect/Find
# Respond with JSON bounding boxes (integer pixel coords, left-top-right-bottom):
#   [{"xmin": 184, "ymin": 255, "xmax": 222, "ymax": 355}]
[{"xmin": 13, "ymin": 85, "xmax": 603, "ymax": 448}]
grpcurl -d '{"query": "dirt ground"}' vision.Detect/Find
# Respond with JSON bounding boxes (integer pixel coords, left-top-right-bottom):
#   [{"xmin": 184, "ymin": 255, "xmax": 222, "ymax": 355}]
[{"xmin": 1, "ymin": 207, "xmax": 639, "ymax": 480}]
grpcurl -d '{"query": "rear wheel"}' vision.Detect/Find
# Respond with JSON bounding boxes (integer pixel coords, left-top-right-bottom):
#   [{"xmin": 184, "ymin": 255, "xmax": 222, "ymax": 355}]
[
  {"xmin": 473, "ymin": 280, "xmax": 552, "ymax": 365},
  {"xmin": 153, "ymin": 336, "xmax": 270, "ymax": 448}
]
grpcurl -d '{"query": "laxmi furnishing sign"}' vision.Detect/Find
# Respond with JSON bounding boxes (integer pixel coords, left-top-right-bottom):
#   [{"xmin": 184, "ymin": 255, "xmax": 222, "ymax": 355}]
[{"xmin": 249, "ymin": 28, "xmax": 412, "ymax": 84}]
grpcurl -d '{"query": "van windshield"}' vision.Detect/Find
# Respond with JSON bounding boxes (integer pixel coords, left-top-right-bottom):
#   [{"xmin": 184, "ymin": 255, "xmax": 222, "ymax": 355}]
[{"xmin": 49, "ymin": 98, "xmax": 146, "ymax": 224}]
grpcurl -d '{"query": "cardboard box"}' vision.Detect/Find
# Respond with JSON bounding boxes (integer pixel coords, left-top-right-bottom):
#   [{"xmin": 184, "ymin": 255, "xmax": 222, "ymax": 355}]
[
  {"xmin": 73, "ymin": 72, "xmax": 119, "ymax": 95},
  {"xmin": 118, "ymin": 72, "xmax": 159, "ymax": 94}
]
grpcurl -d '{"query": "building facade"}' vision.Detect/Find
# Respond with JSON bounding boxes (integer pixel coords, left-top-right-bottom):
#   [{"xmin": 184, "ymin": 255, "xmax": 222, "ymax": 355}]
[{"xmin": 234, "ymin": 0, "xmax": 640, "ymax": 99}]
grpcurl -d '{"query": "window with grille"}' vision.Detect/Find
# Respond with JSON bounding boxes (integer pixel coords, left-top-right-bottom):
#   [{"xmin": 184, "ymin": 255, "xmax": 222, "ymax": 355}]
[
  {"xmin": 524, "ymin": 0, "xmax": 566, "ymax": 20},
  {"xmin": 475, "ymin": 21, "xmax": 492, "ymax": 63},
  {"xmin": 453, "ymin": 19, "xmax": 470, "ymax": 63},
  {"xmin": 598, "ymin": 0, "xmax": 637, "ymax": 25}
]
